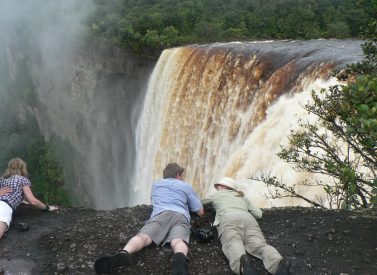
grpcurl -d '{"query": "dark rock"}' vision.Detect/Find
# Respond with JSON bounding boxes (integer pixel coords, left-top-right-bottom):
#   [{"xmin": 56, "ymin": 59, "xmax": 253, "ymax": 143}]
[
  {"xmin": 0, "ymin": 204, "xmax": 376, "ymax": 274},
  {"xmin": 14, "ymin": 222, "xmax": 29, "ymax": 231},
  {"xmin": 306, "ymin": 233, "xmax": 314, "ymax": 241}
]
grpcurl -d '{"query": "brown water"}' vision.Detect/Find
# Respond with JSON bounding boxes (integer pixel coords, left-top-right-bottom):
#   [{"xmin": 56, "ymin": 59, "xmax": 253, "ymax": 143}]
[{"xmin": 132, "ymin": 40, "xmax": 364, "ymax": 207}]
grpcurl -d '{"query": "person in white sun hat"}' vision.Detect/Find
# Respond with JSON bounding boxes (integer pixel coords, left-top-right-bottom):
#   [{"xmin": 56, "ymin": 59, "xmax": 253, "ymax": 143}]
[{"xmin": 202, "ymin": 177, "xmax": 291, "ymax": 275}]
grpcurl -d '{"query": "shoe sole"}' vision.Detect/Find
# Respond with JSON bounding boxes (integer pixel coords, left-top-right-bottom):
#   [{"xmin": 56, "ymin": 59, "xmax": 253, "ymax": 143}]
[{"xmin": 94, "ymin": 253, "xmax": 130, "ymax": 274}]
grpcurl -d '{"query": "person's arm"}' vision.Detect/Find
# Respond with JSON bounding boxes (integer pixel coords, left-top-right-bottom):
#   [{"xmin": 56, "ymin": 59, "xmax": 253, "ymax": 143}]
[
  {"xmin": 0, "ymin": 187, "xmax": 12, "ymax": 196},
  {"xmin": 245, "ymin": 197, "xmax": 262, "ymax": 219},
  {"xmin": 188, "ymin": 187, "xmax": 205, "ymax": 217},
  {"xmin": 190, "ymin": 200, "xmax": 205, "ymax": 217},
  {"xmin": 201, "ymin": 197, "xmax": 213, "ymax": 205},
  {"xmin": 196, "ymin": 207, "xmax": 204, "ymax": 217},
  {"xmin": 22, "ymin": 186, "xmax": 58, "ymax": 211}
]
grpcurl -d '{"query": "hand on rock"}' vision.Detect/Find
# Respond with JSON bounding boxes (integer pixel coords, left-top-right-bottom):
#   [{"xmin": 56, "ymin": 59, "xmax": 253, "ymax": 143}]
[{"xmin": 48, "ymin": 205, "xmax": 59, "ymax": 212}]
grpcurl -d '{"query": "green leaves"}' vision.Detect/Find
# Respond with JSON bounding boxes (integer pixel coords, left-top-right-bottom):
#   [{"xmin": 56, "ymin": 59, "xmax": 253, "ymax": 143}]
[
  {"xmin": 89, "ymin": 0, "xmax": 375, "ymax": 56},
  {"xmin": 257, "ymin": 21, "xmax": 377, "ymax": 209}
]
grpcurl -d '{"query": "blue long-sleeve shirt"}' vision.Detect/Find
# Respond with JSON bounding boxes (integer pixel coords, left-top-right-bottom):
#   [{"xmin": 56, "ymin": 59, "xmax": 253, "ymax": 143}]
[{"xmin": 150, "ymin": 178, "xmax": 203, "ymax": 222}]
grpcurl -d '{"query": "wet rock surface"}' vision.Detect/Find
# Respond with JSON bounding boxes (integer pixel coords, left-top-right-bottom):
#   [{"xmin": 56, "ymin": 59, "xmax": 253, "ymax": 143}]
[{"xmin": 0, "ymin": 204, "xmax": 376, "ymax": 275}]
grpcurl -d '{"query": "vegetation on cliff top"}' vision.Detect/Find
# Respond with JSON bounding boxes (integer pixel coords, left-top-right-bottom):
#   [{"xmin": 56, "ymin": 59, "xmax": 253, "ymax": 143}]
[
  {"xmin": 89, "ymin": 0, "xmax": 376, "ymax": 56},
  {"xmin": 1, "ymin": 1, "xmax": 376, "ymax": 208}
]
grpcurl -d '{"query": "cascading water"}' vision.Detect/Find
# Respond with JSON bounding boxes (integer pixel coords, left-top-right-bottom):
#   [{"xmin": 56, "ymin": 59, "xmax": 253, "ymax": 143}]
[
  {"xmin": 0, "ymin": 0, "xmax": 365, "ymax": 209},
  {"xmin": 132, "ymin": 40, "xmax": 364, "ymax": 207}
]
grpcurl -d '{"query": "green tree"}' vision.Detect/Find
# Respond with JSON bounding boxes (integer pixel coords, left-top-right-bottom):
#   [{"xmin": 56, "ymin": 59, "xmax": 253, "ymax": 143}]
[
  {"xmin": 326, "ymin": 21, "xmax": 350, "ymax": 38},
  {"xmin": 277, "ymin": 5, "xmax": 320, "ymax": 39},
  {"xmin": 26, "ymin": 138, "xmax": 70, "ymax": 207},
  {"xmin": 160, "ymin": 26, "xmax": 180, "ymax": 47},
  {"xmin": 89, "ymin": 0, "xmax": 375, "ymax": 56},
  {"xmin": 253, "ymin": 21, "xmax": 377, "ymax": 209},
  {"xmin": 142, "ymin": 30, "xmax": 161, "ymax": 49}
]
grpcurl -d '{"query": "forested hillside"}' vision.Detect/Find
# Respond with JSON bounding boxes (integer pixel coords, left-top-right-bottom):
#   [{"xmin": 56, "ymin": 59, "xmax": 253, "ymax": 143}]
[{"xmin": 90, "ymin": 0, "xmax": 376, "ymax": 56}]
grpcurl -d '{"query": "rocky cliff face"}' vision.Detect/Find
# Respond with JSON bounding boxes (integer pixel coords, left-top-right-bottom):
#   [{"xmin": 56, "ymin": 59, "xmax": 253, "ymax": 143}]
[
  {"xmin": 1, "ymin": 205, "xmax": 376, "ymax": 275},
  {"xmin": 29, "ymin": 41, "xmax": 156, "ymax": 209},
  {"xmin": 3, "ymin": 36, "xmax": 156, "ymax": 209}
]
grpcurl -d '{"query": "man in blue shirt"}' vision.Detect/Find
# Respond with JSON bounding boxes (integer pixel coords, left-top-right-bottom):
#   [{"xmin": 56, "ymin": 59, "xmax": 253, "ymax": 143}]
[{"xmin": 94, "ymin": 163, "xmax": 204, "ymax": 274}]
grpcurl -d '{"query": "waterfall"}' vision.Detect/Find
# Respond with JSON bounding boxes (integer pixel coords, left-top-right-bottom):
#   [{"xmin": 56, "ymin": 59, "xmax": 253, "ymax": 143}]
[
  {"xmin": 132, "ymin": 40, "xmax": 364, "ymax": 207},
  {"xmin": 0, "ymin": 0, "xmax": 364, "ymax": 209}
]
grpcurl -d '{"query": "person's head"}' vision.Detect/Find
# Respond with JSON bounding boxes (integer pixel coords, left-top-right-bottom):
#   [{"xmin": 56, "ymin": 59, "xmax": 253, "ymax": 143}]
[
  {"xmin": 3, "ymin": 157, "xmax": 28, "ymax": 178},
  {"xmin": 214, "ymin": 177, "xmax": 244, "ymax": 197},
  {"xmin": 214, "ymin": 177, "xmax": 236, "ymax": 190},
  {"xmin": 163, "ymin": 163, "xmax": 185, "ymax": 179}
]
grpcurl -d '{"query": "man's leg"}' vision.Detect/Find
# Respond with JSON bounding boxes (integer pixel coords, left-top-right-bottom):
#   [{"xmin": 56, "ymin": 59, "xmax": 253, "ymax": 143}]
[
  {"xmin": 94, "ymin": 234, "xmax": 152, "ymax": 274},
  {"xmin": 171, "ymin": 238, "xmax": 188, "ymax": 255},
  {"xmin": 171, "ymin": 238, "xmax": 188, "ymax": 275},
  {"xmin": 124, "ymin": 233, "xmax": 153, "ymax": 253}
]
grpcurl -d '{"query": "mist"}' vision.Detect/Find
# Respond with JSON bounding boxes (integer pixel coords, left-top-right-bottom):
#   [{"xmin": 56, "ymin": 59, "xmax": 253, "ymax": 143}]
[
  {"xmin": 0, "ymin": 1, "xmax": 364, "ymax": 210},
  {"xmin": 0, "ymin": 0, "xmax": 154, "ymax": 209}
]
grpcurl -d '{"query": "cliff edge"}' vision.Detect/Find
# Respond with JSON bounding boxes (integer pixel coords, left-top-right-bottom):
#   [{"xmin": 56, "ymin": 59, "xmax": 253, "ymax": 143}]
[{"xmin": 0, "ymin": 204, "xmax": 376, "ymax": 275}]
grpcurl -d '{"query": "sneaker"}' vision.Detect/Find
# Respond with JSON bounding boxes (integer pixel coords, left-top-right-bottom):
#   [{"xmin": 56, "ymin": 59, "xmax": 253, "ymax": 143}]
[
  {"xmin": 94, "ymin": 250, "xmax": 131, "ymax": 274},
  {"xmin": 240, "ymin": 254, "xmax": 258, "ymax": 275},
  {"xmin": 275, "ymin": 259, "xmax": 291, "ymax": 275},
  {"xmin": 172, "ymin": 252, "xmax": 187, "ymax": 275}
]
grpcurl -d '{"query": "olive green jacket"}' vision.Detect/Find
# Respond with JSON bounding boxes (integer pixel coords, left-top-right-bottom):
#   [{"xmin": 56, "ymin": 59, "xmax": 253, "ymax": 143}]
[{"xmin": 201, "ymin": 189, "xmax": 262, "ymax": 226}]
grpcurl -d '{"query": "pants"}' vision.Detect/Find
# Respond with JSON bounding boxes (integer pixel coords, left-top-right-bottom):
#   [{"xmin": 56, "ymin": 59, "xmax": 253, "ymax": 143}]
[
  {"xmin": 218, "ymin": 213, "xmax": 283, "ymax": 274},
  {"xmin": 139, "ymin": 211, "xmax": 190, "ymax": 245}
]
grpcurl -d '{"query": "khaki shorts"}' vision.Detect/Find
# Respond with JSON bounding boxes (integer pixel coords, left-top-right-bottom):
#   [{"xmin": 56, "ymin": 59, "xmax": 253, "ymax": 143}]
[
  {"xmin": 139, "ymin": 210, "xmax": 190, "ymax": 246},
  {"xmin": 0, "ymin": 201, "xmax": 13, "ymax": 229}
]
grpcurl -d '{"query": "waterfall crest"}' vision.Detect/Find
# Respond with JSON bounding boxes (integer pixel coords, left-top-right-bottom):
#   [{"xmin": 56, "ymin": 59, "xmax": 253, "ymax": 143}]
[{"xmin": 133, "ymin": 40, "xmax": 363, "ymax": 207}]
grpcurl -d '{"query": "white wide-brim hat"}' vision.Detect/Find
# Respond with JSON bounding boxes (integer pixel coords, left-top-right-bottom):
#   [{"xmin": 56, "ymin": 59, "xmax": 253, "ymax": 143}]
[{"xmin": 214, "ymin": 177, "xmax": 237, "ymax": 190}]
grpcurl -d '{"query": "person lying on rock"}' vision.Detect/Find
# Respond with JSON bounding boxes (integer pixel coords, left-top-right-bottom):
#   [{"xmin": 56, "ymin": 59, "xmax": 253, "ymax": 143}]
[
  {"xmin": 202, "ymin": 177, "xmax": 291, "ymax": 275},
  {"xmin": 0, "ymin": 157, "xmax": 59, "ymax": 239},
  {"xmin": 94, "ymin": 162, "xmax": 204, "ymax": 275}
]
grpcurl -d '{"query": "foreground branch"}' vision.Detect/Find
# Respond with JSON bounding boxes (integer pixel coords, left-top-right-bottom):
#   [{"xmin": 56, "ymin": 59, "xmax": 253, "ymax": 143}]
[{"xmin": 250, "ymin": 173, "xmax": 326, "ymax": 209}]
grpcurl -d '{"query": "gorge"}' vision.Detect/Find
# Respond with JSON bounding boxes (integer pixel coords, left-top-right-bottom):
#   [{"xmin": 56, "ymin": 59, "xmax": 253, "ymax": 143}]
[{"xmin": 0, "ymin": 1, "xmax": 364, "ymax": 209}]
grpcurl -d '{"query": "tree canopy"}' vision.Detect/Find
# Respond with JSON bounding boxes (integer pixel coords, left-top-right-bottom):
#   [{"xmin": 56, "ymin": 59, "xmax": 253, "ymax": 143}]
[{"xmin": 89, "ymin": 0, "xmax": 376, "ymax": 56}]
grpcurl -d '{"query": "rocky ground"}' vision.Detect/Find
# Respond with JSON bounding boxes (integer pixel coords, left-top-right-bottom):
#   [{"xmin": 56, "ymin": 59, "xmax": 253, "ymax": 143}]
[{"xmin": 0, "ymin": 204, "xmax": 376, "ymax": 275}]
